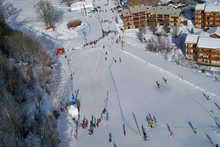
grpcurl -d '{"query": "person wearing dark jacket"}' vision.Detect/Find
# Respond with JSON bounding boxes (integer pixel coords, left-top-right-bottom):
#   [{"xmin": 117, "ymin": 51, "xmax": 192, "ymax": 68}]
[{"xmin": 109, "ymin": 133, "xmax": 112, "ymax": 143}]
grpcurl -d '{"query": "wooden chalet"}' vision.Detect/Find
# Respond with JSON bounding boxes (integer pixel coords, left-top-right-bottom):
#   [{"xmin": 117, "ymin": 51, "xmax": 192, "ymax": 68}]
[
  {"xmin": 121, "ymin": 5, "xmax": 182, "ymax": 29},
  {"xmin": 195, "ymin": 4, "xmax": 220, "ymax": 29},
  {"xmin": 185, "ymin": 34, "xmax": 220, "ymax": 66},
  {"xmin": 185, "ymin": 34, "xmax": 199, "ymax": 60}
]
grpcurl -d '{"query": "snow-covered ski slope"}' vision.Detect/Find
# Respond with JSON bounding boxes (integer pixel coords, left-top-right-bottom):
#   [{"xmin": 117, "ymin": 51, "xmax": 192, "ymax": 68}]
[
  {"xmin": 71, "ymin": 32, "xmax": 220, "ymax": 147},
  {"xmin": 8, "ymin": 0, "xmax": 220, "ymax": 146}
]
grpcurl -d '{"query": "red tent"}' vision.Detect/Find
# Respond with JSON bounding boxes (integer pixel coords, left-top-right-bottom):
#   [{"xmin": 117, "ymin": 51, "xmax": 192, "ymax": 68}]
[{"xmin": 56, "ymin": 48, "xmax": 65, "ymax": 55}]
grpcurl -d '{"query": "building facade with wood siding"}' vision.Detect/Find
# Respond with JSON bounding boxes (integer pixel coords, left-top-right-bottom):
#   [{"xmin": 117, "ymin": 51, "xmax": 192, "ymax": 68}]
[
  {"xmin": 185, "ymin": 34, "xmax": 220, "ymax": 66},
  {"xmin": 121, "ymin": 5, "xmax": 181, "ymax": 29},
  {"xmin": 195, "ymin": 4, "xmax": 220, "ymax": 29}
]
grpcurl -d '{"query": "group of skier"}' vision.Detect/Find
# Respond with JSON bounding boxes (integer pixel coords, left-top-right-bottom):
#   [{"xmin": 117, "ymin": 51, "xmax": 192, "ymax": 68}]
[
  {"xmin": 103, "ymin": 45, "xmax": 122, "ymax": 64},
  {"xmin": 155, "ymin": 76, "xmax": 168, "ymax": 88},
  {"xmin": 80, "ymin": 107, "xmax": 109, "ymax": 136},
  {"xmin": 108, "ymin": 132, "xmax": 118, "ymax": 147}
]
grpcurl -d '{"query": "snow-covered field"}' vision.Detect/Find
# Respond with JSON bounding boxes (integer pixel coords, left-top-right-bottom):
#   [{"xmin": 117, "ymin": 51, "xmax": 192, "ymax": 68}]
[{"xmin": 7, "ymin": 0, "xmax": 220, "ymax": 146}]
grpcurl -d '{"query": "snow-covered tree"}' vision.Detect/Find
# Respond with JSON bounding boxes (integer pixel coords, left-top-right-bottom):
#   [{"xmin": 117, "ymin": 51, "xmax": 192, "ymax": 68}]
[
  {"xmin": 61, "ymin": 0, "xmax": 75, "ymax": 7},
  {"xmin": 36, "ymin": 1, "xmax": 60, "ymax": 28}
]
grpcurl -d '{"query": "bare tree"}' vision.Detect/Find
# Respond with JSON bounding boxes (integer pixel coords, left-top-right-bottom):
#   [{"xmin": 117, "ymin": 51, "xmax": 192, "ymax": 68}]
[
  {"xmin": 36, "ymin": 1, "xmax": 60, "ymax": 28},
  {"xmin": 136, "ymin": 27, "xmax": 146, "ymax": 43},
  {"xmin": 145, "ymin": 38, "xmax": 159, "ymax": 52},
  {"xmin": 145, "ymin": 36, "xmax": 172, "ymax": 52},
  {"xmin": 0, "ymin": 0, "xmax": 17, "ymax": 22}
]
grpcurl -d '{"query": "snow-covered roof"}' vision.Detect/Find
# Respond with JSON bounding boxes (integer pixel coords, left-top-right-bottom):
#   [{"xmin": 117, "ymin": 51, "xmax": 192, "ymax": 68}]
[
  {"xmin": 197, "ymin": 37, "xmax": 220, "ymax": 49},
  {"xmin": 185, "ymin": 34, "xmax": 199, "ymax": 44},
  {"xmin": 156, "ymin": 6, "xmax": 181, "ymax": 16},
  {"xmin": 207, "ymin": 27, "xmax": 220, "ymax": 36},
  {"xmin": 123, "ymin": 5, "xmax": 180, "ymax": 16},
  {"xmin": 196, "ymin": 3, "xmax": 220, "ymax": 12},
  {"xmin": 195, "ymin": 4, "xmax": 206, "ymax": 11},
  {"xmin": 205, "ymin": 4, "xmax": 220, "ymax": 12}
]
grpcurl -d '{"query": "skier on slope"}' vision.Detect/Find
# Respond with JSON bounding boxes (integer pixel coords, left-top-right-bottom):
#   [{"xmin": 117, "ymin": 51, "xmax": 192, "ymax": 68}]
[
  {"xmin": 109, "ymin": 133, "xmax": 112, "ymax": 143},
  {"xmin": 119, "ymin": 57, "xmax": 122, "ymax": 63},
  {"xmin": 70, "ymin": 73, "xmax": 73, "ymax": 80},
  {"xmin": 155, "ymin": 81, "xmax": 160, "ymax": 88},
  {"xmin": 82, "ymin": 117, "xmax": 89, "ymax": 128},
  {"xmin": 153, "ymin": 115, "xmax": 157, "ymax": 127},
  {"xmin": 202, "ymin": 92, "xmax": 211, "ymax": 101},
  {"xmin": 142, "ymin": 125, "xmax": 147, "ymax": 141},
  {"xmin": 113, "ymin": 143, "xmax": 117, "ymax": 147},
  {"xmin": 97, "ymin": 118, "xmax": 102, "ymax": 127},
  {"xmin": 76, "ymin": 99, "xmax": 81, "ymax": 112},
  {"xmin": 106, "ymin": 112, "xmax": 109, "ymax": 120},
  {"xmin": 113, "ymin": 57, "xmax": 117, "ymax": 63},
  {"xmin": 88, "ymin": 119, "xmax": 94, "ymax": 135},
  {"xmin": 88, "ymin": 125, "xmax": 94, "ymax": 135},
  {"xmin": 162, "ymin": 77, "xmax": 167, "ymax": 84},
  {"xmin": 93, "ymin": 117, "xmax": 97, "ymax": 128},
  {"xmin": 123, "ymin": 123, "xmax": 126, "ymax": 136}
]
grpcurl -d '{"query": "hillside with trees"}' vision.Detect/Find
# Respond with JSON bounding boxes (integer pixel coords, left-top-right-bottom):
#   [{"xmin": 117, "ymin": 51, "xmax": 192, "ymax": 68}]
[{"xmin": 0, "ymin": 2, "xmax": 60, "ymax": 146}]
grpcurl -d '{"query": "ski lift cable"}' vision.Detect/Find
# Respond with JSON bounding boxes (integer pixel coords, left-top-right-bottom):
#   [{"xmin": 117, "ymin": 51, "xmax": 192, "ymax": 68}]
[
  {"xmin": 97, "ymin": 16, "xmax": 139, "ymax": 134},
  {"xmin": 108, "ymin": 61, "xmax": 139, "ymax": 135}
]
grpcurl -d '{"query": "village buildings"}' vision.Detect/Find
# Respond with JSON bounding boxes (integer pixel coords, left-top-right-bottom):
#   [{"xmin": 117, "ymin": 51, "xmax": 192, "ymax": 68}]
[
  {"xmin": 121, "ymin": 5, "xmax": 182, "ymax": 29},
  {"xmin": 195, "ymin": 3, "xmax": 220, "ymax": 29},
  {"xmin": 185, "ymin": 30, "xmax": 220, "ymax": 66}
]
